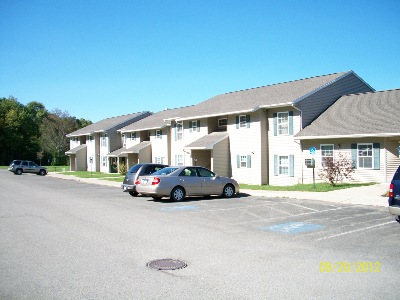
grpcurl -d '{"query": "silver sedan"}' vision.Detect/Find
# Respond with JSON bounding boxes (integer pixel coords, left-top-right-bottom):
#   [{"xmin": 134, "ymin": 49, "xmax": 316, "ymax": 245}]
[{"xmin": 135, "ymin": 166, "xmax": 240, "ymax": 201}]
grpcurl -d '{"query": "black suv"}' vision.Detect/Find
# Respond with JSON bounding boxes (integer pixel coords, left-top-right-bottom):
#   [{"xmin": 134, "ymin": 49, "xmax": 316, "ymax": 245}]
[
  {"xmin": 8, "ymin": 160, "xmax": 48, "ymax": 176},
  {"xmin": 388, "ymin": 165, "xmax": 400, "ymax": 223},
  {"xmin": 121, "ymin": 163, "xmax": 167, "ymax": 197}
]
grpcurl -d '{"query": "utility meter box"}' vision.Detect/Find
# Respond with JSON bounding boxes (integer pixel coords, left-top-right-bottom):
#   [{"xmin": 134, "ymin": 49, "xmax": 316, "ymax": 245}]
[{"xmin": 305, "ymin": 158, "xmax": 315, "ymax": 168}]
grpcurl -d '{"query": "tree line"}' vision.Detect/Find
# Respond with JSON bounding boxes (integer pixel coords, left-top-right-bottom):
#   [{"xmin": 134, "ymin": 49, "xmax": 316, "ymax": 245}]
[{"xmin": 0, "ymin": 96, "xmax": 92, "ymax": 166}]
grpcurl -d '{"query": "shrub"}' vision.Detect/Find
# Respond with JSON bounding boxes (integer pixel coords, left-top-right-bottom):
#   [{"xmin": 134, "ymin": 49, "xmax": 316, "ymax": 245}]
[{"xmin": 318, "ymin": 153, "xmax": 354, "ymax": 186}]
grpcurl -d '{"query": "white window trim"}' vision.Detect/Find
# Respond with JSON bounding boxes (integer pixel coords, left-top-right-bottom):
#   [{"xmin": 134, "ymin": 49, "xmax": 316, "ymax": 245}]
[
  {"xmin": 176, "ymin": 154, "xmax": 184, "ymax": 166},
  {"xmin": 277, "ymin": 112, "xmax": 289, "ymax": 136},
  {"xmin": 191, "ymin": 121, "xmax": 197, "ymax": 132},
  {"xmin": 357, "ymin": 143, "xmax": 374, "ymax": 169},
  {"xmin": 239, "ymin": 115, "xmax": 247, "ymax": 128},
  {"xmin": 279, "ymin": 155, "xmax": 289, "ymax": 175},
  {"xmin": 176, "ymin": 121, "xmax": 183, "ymax": 140},
  {"xmin": 320, "ymin": 144, "xmax": 334, "ymax": 166}
]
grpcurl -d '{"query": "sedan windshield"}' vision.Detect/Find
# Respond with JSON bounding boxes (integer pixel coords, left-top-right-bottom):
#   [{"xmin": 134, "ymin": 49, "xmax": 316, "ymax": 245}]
[{"xmin": 153, "ymin": 167, "xmax": 179, "ymax": 175}]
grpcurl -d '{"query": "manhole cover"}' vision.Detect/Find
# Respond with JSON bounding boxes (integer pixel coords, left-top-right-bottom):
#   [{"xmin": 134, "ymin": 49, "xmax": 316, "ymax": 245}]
[{"xmin": 147, "ymin": 259, "xmax": 187, "ymax": 270}]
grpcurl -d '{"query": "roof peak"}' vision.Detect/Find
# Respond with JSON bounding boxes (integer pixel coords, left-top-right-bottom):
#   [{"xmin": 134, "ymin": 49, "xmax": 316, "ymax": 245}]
[{"xmin": 222, "ymin": 71, "xmax": 351, "ymax": 96}]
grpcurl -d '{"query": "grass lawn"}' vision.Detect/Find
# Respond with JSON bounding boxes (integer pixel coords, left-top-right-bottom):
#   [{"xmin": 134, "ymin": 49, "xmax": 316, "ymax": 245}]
[
  {"xmin": 1, "ymin": 166, "xmax": 377, "ymax": 192},
  {"xmin": 240, "ymin": 182, "xmax": 376, "ymax": 192}
]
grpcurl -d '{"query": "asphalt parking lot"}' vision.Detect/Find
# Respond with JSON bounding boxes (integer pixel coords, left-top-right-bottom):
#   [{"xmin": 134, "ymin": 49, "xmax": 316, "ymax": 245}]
[{"xmin": 1, "ymin": 170, "xmax": 399, "ymax": 299}]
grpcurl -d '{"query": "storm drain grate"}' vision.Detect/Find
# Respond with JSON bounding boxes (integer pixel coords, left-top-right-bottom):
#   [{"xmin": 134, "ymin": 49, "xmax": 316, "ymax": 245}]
[{"xmin": 147, "ymin": 259, "xmax": 187, "ymax": 270}]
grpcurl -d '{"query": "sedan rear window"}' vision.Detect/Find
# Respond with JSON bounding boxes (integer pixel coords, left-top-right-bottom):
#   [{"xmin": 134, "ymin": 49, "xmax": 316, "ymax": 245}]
[
  {"xmin": 128, "ymin": 164, "xmax": 143, "ymax": 173},
  {"xmin": 153, "ymin": 167, "xmax": 178, "ymax": 175}
]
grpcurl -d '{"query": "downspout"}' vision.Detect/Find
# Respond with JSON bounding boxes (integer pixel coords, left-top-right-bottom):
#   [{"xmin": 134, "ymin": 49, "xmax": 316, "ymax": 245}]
[{"xmin": 292, "ymin": 103, "xmax": 303, "ymax": 184}]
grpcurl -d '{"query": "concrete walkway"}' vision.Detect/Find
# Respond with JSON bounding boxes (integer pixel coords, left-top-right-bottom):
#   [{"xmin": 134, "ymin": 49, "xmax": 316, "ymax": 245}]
[{"xmin": 47, "ymin": 172, "xmax": 390, "ymax": 208}]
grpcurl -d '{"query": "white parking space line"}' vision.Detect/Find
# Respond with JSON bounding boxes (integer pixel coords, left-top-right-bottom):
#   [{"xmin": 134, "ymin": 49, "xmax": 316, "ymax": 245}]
[
  {"xmin": 283, "ymin": 202, "xmax": 320, "ymax": 212},
  {"xmin": 316, "ymin": 221, "xmax": 396, "ymax": 241}
]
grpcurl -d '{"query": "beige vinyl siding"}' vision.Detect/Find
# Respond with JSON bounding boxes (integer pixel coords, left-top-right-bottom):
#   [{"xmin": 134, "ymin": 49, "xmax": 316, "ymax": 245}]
[
  {"xmin": 300, "ymin": 138, "xmax": 394, "ymax": 184},
  {"xmin": 150, "ymin": 128, "xmax": 169, "ymax": 164},
  {"xmin": 171, "ymin": 119, "xmax": 208, "ymax": 166},
  {"xmin": 296, "ymin": 73, "xmax": 374, "ymax": 128},
  {"xmin": 384, "ymin": 138, "xmax": 400, "ymax": 182},
  {"xmin": 268, "ymin": 107, "xmax": 302, "ymax": 186},
  {"xmin": 229, "ymin": 111, "xmax": 262, "ymax": 185},
  {"xmin": 211, "ymin": 137, "xmax": 231, "ymax": 177}
]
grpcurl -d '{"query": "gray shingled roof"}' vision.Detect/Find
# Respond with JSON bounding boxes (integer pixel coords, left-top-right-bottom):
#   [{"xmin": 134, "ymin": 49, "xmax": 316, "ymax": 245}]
[
  {"xmin": 106, "ymin": 141, "xmax": 152, "ymax": 157},
  {"xmin": 175, "ymin": 71, "xmax": 351, "ymax": 120},
  {"xmin": 67, "ymin": 112, "xmax": 150, "ymax": 137},
  {"xmin": 119, "ymin": 106, "xmax": 195, "ymax": 132},
  {"xmin": 65, "ymin": 144, "xmax": 87, "ymax": 154},
  {"xmin": 185, "ymin": 132, "xmax": 229, "ymax": 149},
  {"xmin": 295, "ymin": 89, "xmax": 400, "ymax": 139}
]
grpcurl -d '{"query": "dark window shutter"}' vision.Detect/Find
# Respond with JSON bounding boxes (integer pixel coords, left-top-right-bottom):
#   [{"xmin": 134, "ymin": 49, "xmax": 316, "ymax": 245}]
[
  {"xmin": 246, "ymin": 115, "xmax": 250, "ymax": 128},
  {"xmin": 273, "ymin": 113, "xmax": 277, "ymax": 136},
  {"xmin": 351, "ymin": 143, "xmax": 357, "ymax": 169},
  {"xmin": 247, "ymin": 155, "xmax": 251, "ymax": 168},
  {"xmin": 289, "ymin": 111, "xmax": 294, "ymax": 135},
  {"xmin": 289, "ymin": 155, "xmax": 294, "ymax": 177},
  {"xmin": 160, "ymin": 129, "xmax": 162, "ymax": 139},
  {"xmin": 236, "ymin": 116, "xmax": 239, "ymax": 129},
  {"xmin": 274, "ymin": 155, "xmax": 278, "ymax": 176},
  {"xmin": 197, "ymin": 120, "xmax": 200, "ymax": 132},
  {"xmin": 236, "ymin": 155, "xmax": 240, "ymax": 168},
  {"xmin": 373, "ymin": 143, "xmax": 380, "ymax": 170},
  {"xmin": 189, "ymin": 121, "xmax": 192, "ymax": 132}
]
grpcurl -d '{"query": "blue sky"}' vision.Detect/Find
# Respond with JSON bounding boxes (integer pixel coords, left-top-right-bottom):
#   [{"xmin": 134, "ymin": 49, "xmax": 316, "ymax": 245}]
[{"xmin": 1, "ymin": 0, "xmax": 399, "ymax": 122}]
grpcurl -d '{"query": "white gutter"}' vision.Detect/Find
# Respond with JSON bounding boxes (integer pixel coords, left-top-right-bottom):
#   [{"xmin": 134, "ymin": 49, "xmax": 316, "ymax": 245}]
[{"xmin": 295, "ymin": 133, "xmax": 400, "ymax": 140}]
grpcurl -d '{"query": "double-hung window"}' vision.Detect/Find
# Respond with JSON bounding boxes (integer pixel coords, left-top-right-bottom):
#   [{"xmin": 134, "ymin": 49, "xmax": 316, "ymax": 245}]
[
  {"xmin": 321, "ymin": 144, "xmax": 334, "ymax": 167},
  {"xmin": 176, "ymin": 121, "xmax": 183, "ymax": 140},
  {"xmin": 156, "ymin": 130, "xmax": 162, "ymax": 139},
  {"xmin": 130, "ymin": 132, "xmax": 136, "ymax": 141},
  {"xmin": 176, "ymin": 155, "xmax": 184, "ymax": 166},
  {"xmin": 358, "ymin": 143, "xmax": 373, "ymax": 168},
  {"xmin": 279, "ymin": 156, "xmax": 289, "ymax": 175},
  {"xmin": 277, "ymin": 112, "xmax": 289, "ymax": 135},
  {"xmin": 101, "ymin": 134, "xmax": 107, "ymax": 147},
  {"xmin": 218, "ymin": 118, "xmax": 227, "ymax": 128}
]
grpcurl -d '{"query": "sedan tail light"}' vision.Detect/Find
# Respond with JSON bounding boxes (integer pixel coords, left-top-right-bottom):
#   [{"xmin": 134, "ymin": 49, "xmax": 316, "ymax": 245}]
[
  {"xmin": 152, "ymin": 177, "xmax": 161, "ymax": 185},
  {"xmin": 389, "ymin": 183, "xmax": 394, "ymax": 198}
]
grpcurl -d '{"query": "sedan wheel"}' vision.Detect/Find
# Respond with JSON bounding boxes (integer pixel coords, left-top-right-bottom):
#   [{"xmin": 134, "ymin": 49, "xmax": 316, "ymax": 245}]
[
  {"xmin": 129, "ymin": 191, "xmax": 139, "ymax": 197},
  {"xmin": 171, "ymin": 186, "xmax": 185, "ymax": 201},
  {"xmin": 222, "ymin": 184, "xmax": 235, "ymax": 198}
]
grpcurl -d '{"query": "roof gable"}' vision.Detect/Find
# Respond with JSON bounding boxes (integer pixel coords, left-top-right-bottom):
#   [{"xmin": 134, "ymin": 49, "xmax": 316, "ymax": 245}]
[
  {"xmin": 175, "ymin": 71, "xmax": 352, "ymax": 120},
  {"xmin": 119, "ymin": 105, "xmax": 195, "ymax": 132},
  {"xmin": 67, "ymin": 111, "xmax": 151, "ymax": 137},
  {"xmin": 295, "ymin": 89, "xmax": 400, "ymax": 139}
]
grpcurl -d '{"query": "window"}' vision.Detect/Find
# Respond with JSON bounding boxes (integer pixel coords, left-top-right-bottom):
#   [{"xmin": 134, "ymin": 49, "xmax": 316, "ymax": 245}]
[
  {"xmin": 190, "ymin": 120, "xmax": 200, "ymax": 132},
  {"xmin": 277, "ymin": 112, "xmax": 289, "ymax": 135},
  {"xmin": 155, "ymin": 157, "xmax": 163, "ymax": 164},
  {"xmin": 239, "ymin": 115, "xmax": 247, "ymax": 128},
  {"xmin": 130, "ymin": 132, "xmax": 136, "ymax": 141},
  {"xmin": 102, "ymin": 156, "xmax": 107, "ymax": 167},
  {"xmin": 240, "ymin": 155, "xmax": 247, "ymax": 167},
  {"xmin": 279, "ymin": 156, "xmax": 289, "ymax": 175},
  {"xmin": 176, "ymin": 154, "xmax": 184, "ymax": 166},
  {"xmin": 236, "ymin": 115, "xmax": 250, "ymax": 129},
  {"xmin": 176, "ymin": 121, "xmax": 183, "ymax": 140},
  {"xmin": 218, "ymin": 118, "xmax": 227, "ymax": 127},
  {"xmin": 101, "ymin": 134, "xmax": 107, "ymax": 147},
  {"xmin": 156, "ymin": 130, "xmax": 162, "ymax": 139},
  {"xmin": 198, "ymin": 168, "xmax": 215, "ymax": 177},
  {"xmin": 236, "ymin": 155, "xmax": 251, "ymax": 168},
  {"xmin": 87, "ymin": 135, "xmax": 94, "ymax": 142},
  {"xmin": 358, "ymin": 143, "xmax": 373, "ymax": 168},
  {"xmin": 321, "ymin": 144, "xmax": 334, "ymax": 166}
]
